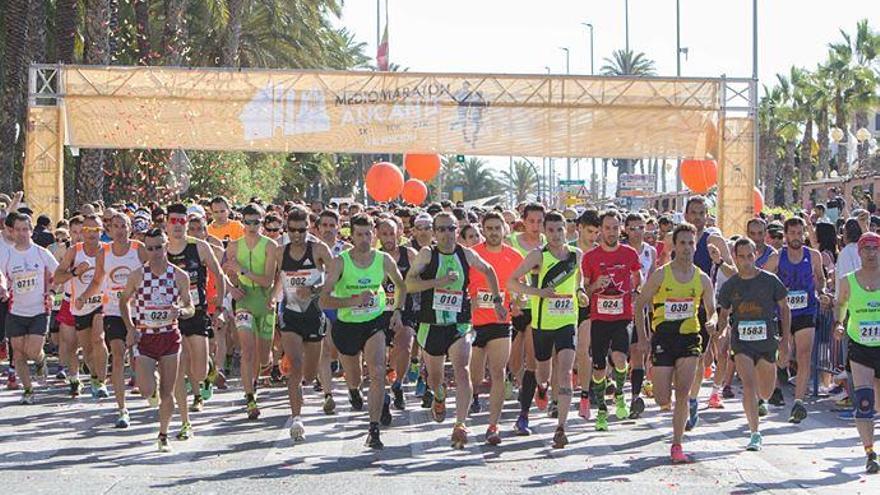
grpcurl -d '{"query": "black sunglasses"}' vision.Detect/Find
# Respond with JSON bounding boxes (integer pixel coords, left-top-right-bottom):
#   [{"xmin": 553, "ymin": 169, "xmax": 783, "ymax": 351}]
[
  {"xmin": 264, "ymin": 226, "xmax": 281, "ymax": 233},
  {"xmin": 288, "ymin": 227, "xmax": 308, "ymax": 234},
  {"xmin": 243, "ymin": 219, "xmax": 261, "ymax": 226}
]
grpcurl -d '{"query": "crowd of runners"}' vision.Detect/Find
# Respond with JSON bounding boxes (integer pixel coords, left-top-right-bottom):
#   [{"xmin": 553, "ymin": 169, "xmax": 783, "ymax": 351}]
[{"xmin": 0, "ymin": 190, "xmax": 878, "ymax": 472}]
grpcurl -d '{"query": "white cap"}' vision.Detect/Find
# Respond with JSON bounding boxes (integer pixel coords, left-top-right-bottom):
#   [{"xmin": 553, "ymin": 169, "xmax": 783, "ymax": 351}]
[{"xmin": 187, "ymin": 204, "xmax": 206, "ymax": 218}]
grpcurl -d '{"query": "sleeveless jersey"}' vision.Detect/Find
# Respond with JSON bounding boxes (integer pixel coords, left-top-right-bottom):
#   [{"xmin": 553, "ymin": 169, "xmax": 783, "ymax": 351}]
[
  {"xmin": 168, "ymin": 238, "xmax": 207, "ymax": 309},
  {"xmin": 531, "ymin": 246, "xmax": 578, "ymax": 331},
  {"xmin": 383, "ymin": 245, "xmax": 411, "ymax": 313},
  {"xmin": 280, "ymin": 240, "xmax": 324, "ymax": 314},
  {"xmin": 755, "ymin": 245, "xmax": 775, "ymax": 269},
  {"xmin": 335, "ymin": 250, "xmax": 385, "ymax": 323},
  {"xmin": 134, "ymin": 264, "xmax": 180, "ymax": 334},
  {"xmin": 845, "ymin": 273, "xmax": 880, "ymax": 347},
  {"xmin": 651, "ymin": 264, "xmax": 703, "ymax": 335},
  {"xmin": 418, "ymin": 245, "xmax": 471, "ymax": 326},
  {"xmin": 70, "ymin": 242, "xmax": 104, "ymax": 316},
  {"xmin": 694, "ymin": 231, "xmax": 713, "ymax": 276},
  {"xmin": 102, "ymin": 241, "xmax": 142, "ymax": 317},
  {"xmin": 777, "ymin": 247, "xmax": 818, "ymax": 316},
  {"xmin": 237, "ymin": 236, "xmax": 269, "ymax": 289}
]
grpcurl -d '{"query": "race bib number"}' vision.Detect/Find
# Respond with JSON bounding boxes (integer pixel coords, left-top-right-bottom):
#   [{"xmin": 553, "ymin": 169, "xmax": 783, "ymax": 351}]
[
  {"xmin": 433, "ymin": 289, "xmax": 463, "ymax": 313},
  {"xmin": 385, "ymin": 290, "xmax": 396, "ymax": 312},
  {"xmin": 738, "ymin": 320, "xmax": 768, "ymax": 341},
  {"xmin": 189, "ymin": 286, "xmax": 201, "ymax": 306},
  {"xmin": 12, "ymin": 271, "xmax": 38, "ymax": 295},
  {"xmin": 665, "ymin": 298, "xmax": 695, "ymax": 321},
  {"xmin": 596, "ymin": 294, "xmax": 624, "ymax": 316},
  {"xmin": 546, "ymin": 296, "xmax": 575, "ymax": 316},
  {"xmin": 787, "ymin": 290, "xmax": 808, "ymax": 310},
  {"xmin": 51, "ymin": 293, "xmax": 63, "ymax": 311},
  {"xmin": 859, "ymin": 321, "xmax": 880, "ymax": 344},
  {"xmin": 81, "ymin": 294, "xmax": 103, "ymax": 311},
  {"xmin": 284, "ymin": 270, "xmax": 317, "ymax": 289},
  {"xmin": 475, "ymin": 290, "xmax": 504, "ymax": 309},
  {"xmin": 143, "ymin": 305, "xmax": 173, "ymax": 329},
  {"xmin": 110, "ymin": 285, "xmax": 125, "ymax": 303},
  {"xmin": 235, "ymin": 310, "xmax": 254, "ymax": 330},
  {"xmin": 352, "ymin": 294, "xmax": 380, "ymax": 315}
]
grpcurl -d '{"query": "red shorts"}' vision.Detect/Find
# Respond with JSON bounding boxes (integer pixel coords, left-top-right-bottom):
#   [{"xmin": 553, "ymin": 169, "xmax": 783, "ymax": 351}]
[
  {"xmin": 135, "ymin": 331, "xmax": 181, "ymax": 361},
  {"xmin": 57, "ymin": 299, "xmax": 75, "ymax": 327}
]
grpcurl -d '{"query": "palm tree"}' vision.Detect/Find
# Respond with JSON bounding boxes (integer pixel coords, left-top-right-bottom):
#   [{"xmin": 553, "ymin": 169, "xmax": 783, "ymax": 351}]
[
  {"xmin": 501, "ymin": 160, "xmax": 539, "ymax": 203},
  {"xmin": 456, "ymin": 157, "xmax": 500, "ymax": 201},
  {"xmin": 0, "ymin": 0, "xmax": 31, "ymax": 192},
  {"xmin": 222, "ymin": 0, "xmax": 244, "ymax": 66},
  {"xmin": 162, "ymin": 0, "xmax": 188, "ymax": 66},
  {"xmin": 56, "ymin": 0, "xmax": 79, "ymax": 63}
]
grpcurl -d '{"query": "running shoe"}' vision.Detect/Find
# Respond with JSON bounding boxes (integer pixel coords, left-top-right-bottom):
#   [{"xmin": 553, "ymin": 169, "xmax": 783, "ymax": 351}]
[
  {"xmin": 670, "ymin": 443, "xmax": 693, "ymax": 463},
  {"xmin": 685, "ymin": 398, "xmax": 699, "ymax": 431},
  {"xmin": 69, "ymin": 378, "xmax": 82, "ymax": 397},
  {"xmin": 348, "ymin": 388, "xmax": 364, "ymax": 411},
  {"xmin": 552, "ymin": 427, "xmax": 568, "ymax": 449},
  {"xmin": 215, "ymin": 370, "xmax": 228, "ymax": 391},
  {"xmin": 595, "ymin": 410, "xmax": 609, "ymax": 431},
  {"xmin": 115, "ymin": 409, "xmax": 130, "ymax": 429},
  {"xmin": 391, "ymin": 381, "xmax": 406, "ymax": 410},
  {"xmin": 469, "ymin": 396, "xmax": 481, "ymax": 415},
  {"xmin": 148, "ymin": 390, "xmax": 159, "ymax": 408},
  {"xmin": 605, "ymin": 382, "xmax": 616, "ymax": 397},
  {"xmin": 838, "ymin": 409, "xmax": 854, "ymax": 421},
  {"xmin": 432, "ymin": 397, "xmax": 447, "ymax": 423},
  {"xmin": 757, "ymin": 399, "xmax": 768, "ymax": 417},
  {"xmin": 289, "ymin": 417, "xmax": 305, "ymax": 442},
  {"xmin": 707, "ymin": 391, "xmax": 724, "ymax": 409},
  {"xmin": 548, "ymin": 400, "xmax": 558, "ymax": 418},
  {"xmin": 34, "ymin": 355, "xmax": 48, "ymax": 382},
  {"xmin": 176, "ymin": 422, "xmax": 193, "ymax": 440},
  {"xmin": 485, "ymin": 425, "xmax": 501, "ymax": 445},
  {"xmin": 504, "ymin": 376, "xmax": 515, "ymax": 401},
  {"xmin": 578, "ymin": 395, "xmax": 591, "ymax": 420},
  {"xmin": 788, "ymin": 401, "xmax": 807, "ymax": 424},
  {"xmin": 746, "ymin": 432, "xmax": 763, "ymax": 451},
  {"xmin": 55, "ymin": 367, "xmax": 68, "ymax": 381},
  {"xmin": 270, "ymin": 364, "xmax": 283, "ymax": 384},
  {"xmin": 615, "ymin": 394, "xmax": 629, "ymax": 420},
  {"xmin": 629, "ymin": 397, "xmax": 645, "ymax": 420},
  {"xmin": 366, "ymin": 425, "xmax": 383, "ymax": 449},
  {"xmin": 246, "ymin": 395, "xmax": 260, "ymax": 420},
  {"xmin": 406, "ymin": 360, "xmax": 420, "ymax": 383},
  {"xmin": 322, "ymin": 394, "xmax": 336, "ymax": 415},
  {"xmin": 722, "ymin": 385, "xmax": 735, "ymax": 399},
  {"xmin": 20, "ymin": 388, "xmax": 35, "ymax": 405},
  {"xmin": 200, "ymin": 380, "xmax": 214, "ymax": 401},
  {"xmin": 191, "ymin": 395, "xmax": 204, "ymax": 412},
  {"xmin": 835, "ymin": 396, "xmax": 852, "ymax": 408},
  {"xmin": 313, "ymin": 379, "xmax": 323, "ymax": 393},
  {"xmin": 867, "ymin": 452, "xmax": 880, "ymax": 474},
  {"xmin": 386, "ymin": 368, "xmax": 397, "ymax": 384},
  {"xmin": 421, "ymin": 388, "xmax": 434, "ymax": 409},
  {"xmin": 514, "ymin": 414, "xmax": 531, "ymax": 436},
  {"xmin": 534, "ymin": 384, "xmax": 549, "ymax": 411},
  {"xmin": 414, "ymin": 376, "xmax": 427, "ymax": 398},
  {"xmin": 331, "ymin": 360, "xmax": 343, "ymax": 378},
  {"xmin": 6, "ymin": 371, "xmax": 19, "ymax": 390},
  {"xmin": 769, "ymin": 387, "xmax": 785, "ymax": 407},
  {"xmin": 157, "ymin": 434, "xmax": 171, "ymax": 453},
  {"xmin": 381, "ymin": 393, "xmax": 393, "ymax": 426},
  {"xmin": 451, "ymin": 422, "xmax": 469, "ymax": 449}
]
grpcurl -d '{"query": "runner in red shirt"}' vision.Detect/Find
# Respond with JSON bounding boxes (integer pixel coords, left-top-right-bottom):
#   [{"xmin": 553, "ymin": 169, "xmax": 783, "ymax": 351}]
[
  {"xmin": 582, "ymin": 210, "xmax": 641, "ymax": 431},
  {"xmin": 468, "ymin": 211, "xmax": 522, "ymax": 445}
]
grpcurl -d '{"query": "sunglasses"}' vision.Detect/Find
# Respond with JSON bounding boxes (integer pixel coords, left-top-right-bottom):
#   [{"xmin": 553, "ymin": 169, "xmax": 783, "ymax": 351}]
[
  {"xmin": 145, "ymin": 243, "xmax": 166, "ymax": 252},
  {"xmin": 288, "ymin": 227, "xmax": 308, "ymax": 234},
  {"xmin": 243, "ymin": 219, "xmax": 262, "ymax": 226},
  {"xmin": 435, "ymin": 225, "xmax": 458, "ymax": 233},
  {"xmin": 264, "ymin": 226, "xmax": 281, "ymax": 233},
  {"xmin": 414, "ymin": 225, "xmax": 432, "ymax": 231},
  {"xmin": 82, "ymin": 226, "xmax": 102, "ymax": 233},
  {"xmin": 168, "ymin": 217, "xmax": 187, "ymax": 225}
]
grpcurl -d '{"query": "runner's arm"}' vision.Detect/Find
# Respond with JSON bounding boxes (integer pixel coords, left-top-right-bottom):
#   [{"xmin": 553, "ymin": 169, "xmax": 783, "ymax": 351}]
[
  {"xmin": 174, "ymin": 269, "xmax": 196, "ymax": 319},
  {"xmin": 634, "ymin": 268, "xmax": 664, "ymax": 342},
  {"xmin": 79, "ymin": 248, "xmax": 106, "ymax": 302},
  {"xmin": 709, "ymin": 234, "xmax": 733, "ymax": 265},
  {"xmin": 197, "ymin": 239, "xmax": 228, "ymax": 302},
  {"xmin": 763, "ymin": 252, "xmax": 780, "ymax": 274},
  {"xmin": 699, "ymin": 272, "xmax": 718, "ymax": 330},
  {"xmin": 405, "ymin": 247, "xmax": 443, "ymax": 293},
  {"xmin": 809, "ymin": 247, "xmax": 827, "ymax": 296},
  {"xmin": 318, "ymin": 257, "xmax": 362, "ymax": 309},
  {"xmin": 465, "ymin": 248, "xmax": 502, "ymax": 300},
  {"xmin": 383, "ymin": 252, "xmax": 407, "ymax": 312},
  {"xmin": 52, "ymin": 246, "xmax": 78, "ymax": 285},
  {"xmin": 833, "ymin": 276, "xmax": 850, "ymax": 327},
  {"xmin": 506, "ymin": 249, "xmax": 544, "ymax": 298},
  {"xmin": 120, "ymin": 269, "xmax": 143, "ymax": 335},
  {"xmin": 777, "ymin": 296, "xmax": 792, "ymax": 342}
]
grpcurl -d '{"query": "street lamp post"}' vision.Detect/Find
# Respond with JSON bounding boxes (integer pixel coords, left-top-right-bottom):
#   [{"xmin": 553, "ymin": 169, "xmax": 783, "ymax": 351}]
[
  {"xmin": 625, "ymin": 0, "xmax": 630, "ymax": 52},
  {"xmin": 560, "ymin": 47, "xmax": 571, "ymax": 181},
  {"xmin": 582, "ymin": 22, "xmax": 597, "ymax": 198},
  {"xmin": 581, "ymin": 23, "xmax": 594, "ymax": 75}
]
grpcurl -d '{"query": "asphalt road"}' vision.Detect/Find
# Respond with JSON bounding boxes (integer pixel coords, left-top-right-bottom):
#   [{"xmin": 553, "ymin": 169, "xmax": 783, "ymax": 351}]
[{"xmin": 1, "ymin": 371, "xmax": 878, "ymax": 494}]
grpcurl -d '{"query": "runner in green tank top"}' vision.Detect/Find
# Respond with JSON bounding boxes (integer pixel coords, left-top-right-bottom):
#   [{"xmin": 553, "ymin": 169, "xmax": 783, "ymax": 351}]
[
  {"xmin": 407, "ymin": 212, "xmax": 505, "ymax": 449},
  {"xmin": 508, "ymin": 210, "xmax": 584, "ymax": 449},
  {"xmin": 833, "ymin": 232, "xmax": 880, "ymax": 474},
  {"xmin": 223, "ymin": 204, "xmax": 280, "ymax": 420},
  {"xmin": 320, "ymin": 213, "xmax": 406, "ymax": 450}
]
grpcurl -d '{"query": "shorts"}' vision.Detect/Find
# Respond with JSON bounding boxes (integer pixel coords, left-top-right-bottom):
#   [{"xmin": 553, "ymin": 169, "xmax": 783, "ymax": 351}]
[
  {"xmin": 103, "ymin": 315, "xmax": 128, "ymax": 342},
  {"xmin": 417, "ymin": 323, "xmax": 471, "ymax": 357},
  {"xmin": 533, "ymin": 325, "xmax": 576, "ymax": 361},
  {"xmin": 56, "ymin": 299, "xmax": 75, "ymax": 327},
  {"xmin": 235, "ymin": 288, "xmax": 276, "ymax": 340},
  {"xmin": 282, "ymin": 308, "xmax": 327, "ymax": 343},
  {"xmin": 731, "ymin": 344, "xmax": 778, "ymax": 366},
  {"xmin": 578, "ymin": 307, "xmax": 590, "ymax": 326},
  {"xmin": 5, "ymin": 313, "xmax": 49, "ymax": 338},
  {"xmin": 698, "ymin": 306, "xmax": 710, "ymax": 354},
  {"xmin": 323, "ymin": 309, "xmax": 338, "ymax": 323},
  {"xmin": 847, "ymin": 339, "xmax": 880, "ymax": 379},
  {"xmin": 0, "ymin": 300, "xmax": 7, "ymax": 340},
  {"xmin": 590, "ymin": 319, "xmax": 631, "ymax": 370},
  {"xmin": 473, "ymin": 323, "xmax": 511, "ymax": 348},
  {"xmin": 332, "ymin": 317, "xmax": 384, "ymax": 356},
  {"xmin": 49, "ymin": 311, "xmax": 60, "ymax": 334},
  {"xmin": 651, "ymin": 330, "xmax": 702, "ymax": 367},
  {"xmin": 74, "ymin": 307, "xmax": 102, "ymax": 331},
  {"xmin": 512, "ymin": 309, "xmax": 532, "ymax": 333},
  {"xmin": 791, "ymin": 313, "xmax": 817, "ymax": 334},
  {"xmin": 179, "ymin": 309, "xmax": 214, "ymax": 339},
  {"xmin": 379, "ymin": 310, "xmax": 418, "ymax": 347},
  {"xmin": 134, "ymin": 331, "xmax": 181, "ymax": 361}
]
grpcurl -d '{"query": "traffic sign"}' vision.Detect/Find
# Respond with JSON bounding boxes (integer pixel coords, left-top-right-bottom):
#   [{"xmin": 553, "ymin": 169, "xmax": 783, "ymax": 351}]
[{"xmin": 558, "ymin": 179, "xmax": 585, "ymax": 186}]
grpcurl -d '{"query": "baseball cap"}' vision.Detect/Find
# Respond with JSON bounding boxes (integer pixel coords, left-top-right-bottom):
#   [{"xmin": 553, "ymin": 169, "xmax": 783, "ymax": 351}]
[
  {"xmin": 132, "ymin": 216, "xmax": 150, "ymax": 234},
  {"xmin": 414, "ymin": 212, "xmax": 433, "ymax": 227},
  {"xmin": 857, "ymin": 232, "xmax": 880, "ymax": 250},
  {"xmin": 187, "ymin": 204, "xmax": 206, "ymax": 219}
]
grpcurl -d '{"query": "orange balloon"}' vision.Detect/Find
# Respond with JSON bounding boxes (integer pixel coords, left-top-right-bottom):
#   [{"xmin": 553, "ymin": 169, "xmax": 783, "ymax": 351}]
[
  {"xmin": 366, "ymin": 162, "xmax": 404, "ymax": 202},
  {"xmin": 753, "ymin": 186, "xmax": 764, "ymax": 213},
  {"xmin": 680, "ymin": 159, "xmax": 718, "ymax": 194},
  {"xmin": 404, "ymin": 153, "xmax": 441, "ymax": 181},
  {"xmin": 402, "ymin": 179, "xmax": 428, "ymax": 205}
]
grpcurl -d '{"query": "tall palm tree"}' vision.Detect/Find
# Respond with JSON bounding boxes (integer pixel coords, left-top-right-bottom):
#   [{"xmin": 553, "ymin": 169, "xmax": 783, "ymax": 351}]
[
  {"xmin": 455, "ymin": 157, "xmax": 500, "ymax": 201},
  {"xmin": 222, "ymin": 0, "xmax": 243, "ymax": 66},
  {"xmin": 55, "ymin": 0, "xmax": 79, "ymax": 63},
  {"xmin": 501, "ymin": 159, "xmax": 539, "ymax": 203},
  {"xmin": 162, "ymin": 0, "xmax": 188, "ymax": 66},
  {"xmin": 0, "ymin": 0, "xmax": 31, "ymax": 192}
]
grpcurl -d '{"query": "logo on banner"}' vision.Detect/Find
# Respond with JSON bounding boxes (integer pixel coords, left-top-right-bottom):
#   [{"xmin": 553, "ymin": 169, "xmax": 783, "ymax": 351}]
[{"xmin": 240, "ymin": 82, "xmax": 330, "ymax": 140}]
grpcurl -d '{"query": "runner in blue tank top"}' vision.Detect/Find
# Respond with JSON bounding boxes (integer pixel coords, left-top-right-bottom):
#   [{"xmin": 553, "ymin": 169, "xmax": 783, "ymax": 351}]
[
  {"xmin": 764, "ymin": 216, "xmax": 829, "ymax": 425},
  {"xmin": 747, "ymin": 218, "xmax": 776, "ymax": 269}
]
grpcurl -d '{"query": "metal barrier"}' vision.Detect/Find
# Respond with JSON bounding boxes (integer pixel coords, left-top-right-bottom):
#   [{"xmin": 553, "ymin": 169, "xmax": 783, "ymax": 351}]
[{"xmin": 811, "ymin": 308, "xmax": 847, "ymax": 397}]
